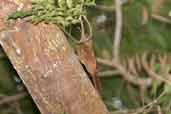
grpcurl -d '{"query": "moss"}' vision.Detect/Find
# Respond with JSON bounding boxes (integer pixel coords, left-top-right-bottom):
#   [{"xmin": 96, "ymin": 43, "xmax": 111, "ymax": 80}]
[{"xmin": 8, "ymin": 0, "xmax": 95, "ymax": 26}]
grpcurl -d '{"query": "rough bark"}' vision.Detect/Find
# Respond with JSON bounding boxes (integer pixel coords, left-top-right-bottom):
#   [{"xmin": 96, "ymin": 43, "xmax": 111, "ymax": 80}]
[{"xmin": 0, "ymin": 1, "xmax": 109, "ymax": 114}]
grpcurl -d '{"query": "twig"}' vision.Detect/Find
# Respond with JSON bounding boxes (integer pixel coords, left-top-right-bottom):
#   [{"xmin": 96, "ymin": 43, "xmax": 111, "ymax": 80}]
[
  {"xmin": 134, "ymin": 91, "xmax": 165, "ymax": 114},
  {"xmin": 97, "ymin": 58, "xmax": 113, "ymax": 67},
  {"xmin": 112, "ymin": 0, "xmax": 123, "ymax": 62},
  {"xmin": 0, "ymin": 93, "xmax": 25, "ymax": 114},
  {"xmin": 58, "ymin": 26, "xmax": 78, "ymax": 43},
  {"xmin": 83, "ymin": 16, "xmax": 93, "ymax": 39},
  {"xmin": 0, "ymin": 92, "xmax": 28, "ymax": 106},
  {"xmin": 97, "ymin": 70, "xmax": 120, "ymax": 77},
  {"xmin": 157, "ymin": 105, "xmax": 162, "ymax": 114},
  {"xmin": 98, "ymin": 51, "xmax": 171, "ymax": 86},
  {"xmin": 97, "ymin": 58, "xmax": 152, "ymax": 87},
  {"xmin": 141, "ymin": 53, "xmax": 171, "ymax": 86},
  {"xmin": 78, "ymin": 16, "xmax": 93, "ymax": 43},
  {"xmin": 152, "ymin": 14, "xmax": 171, "ymax": 24}
]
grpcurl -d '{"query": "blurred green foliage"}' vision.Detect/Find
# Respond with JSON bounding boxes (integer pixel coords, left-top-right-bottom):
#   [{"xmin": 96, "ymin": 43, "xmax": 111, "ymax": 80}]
[{"xmin": 89, "ymin": 0, "xmax": 171, "ymax": 113}]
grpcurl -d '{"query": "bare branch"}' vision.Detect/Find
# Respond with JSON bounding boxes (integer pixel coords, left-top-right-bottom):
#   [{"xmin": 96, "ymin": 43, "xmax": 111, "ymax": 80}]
[
  {"xmin": 112, "ymin": 0, "xmax": 123, "ymax": 62},
  {"xmin": 141, "ymin": 53, "xmax": 171, "ymax": 85},
  {"xmin": 97, "ymin": 70, "xmax": 120, "ymax": 77},
  {"xmin": 0, "ymin": 92, "xmax": 27, "ymax": 106},
  {"xmin": 97, "ymin": 58, "xmax": 152, "ymax": 87},
  {"xmin": 152, "ymin": 14, "xmax": 171, "ymax": 24}
]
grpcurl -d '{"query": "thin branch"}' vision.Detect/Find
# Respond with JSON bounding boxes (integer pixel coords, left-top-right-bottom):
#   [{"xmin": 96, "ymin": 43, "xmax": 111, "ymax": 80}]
[
  {"xmin": 0, "ymin": 92, "xmax": 28, "ymax": 106},
  {"xmin": 97, "ymin": 58, "xmax": 152, "ymax": 87},
  {"xmin": 141, "ymin": 53, "xmax": 171, "ymax": 86},
  {"xmin": 152, "ymin": 14, "xmax": 171, "ymax": 24},
  {"xmin": 78, "ymin": 16, "xmax": 93, "ymax": 43},
  {"xmin": 0, "ymin": 92, "xmax": 25, "ymax": 114},
  {"xmin": 112, "ymin": 0, "xmax": 123, "ymax": 62},
  {"xmin": 97, "ymin": 70, "xmax": 120, "ymax": 77},
  {"xmin": 157, "ymin": 105, "xmax": 162, "ymax": 114}
]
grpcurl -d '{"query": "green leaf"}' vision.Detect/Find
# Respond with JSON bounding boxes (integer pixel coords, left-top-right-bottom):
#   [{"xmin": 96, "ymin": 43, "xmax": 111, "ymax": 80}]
[
  {"xmin": 164, "ymin": 85, "xmax": 171, "ymax": 94},
  {"xmin": 66, "ymin": 0, "xmax": 73, "ymax": 8},
  {"xmin": 58, "ymin": 0, "xmax": 66, "ymax": 8},
  {"xmin": 151, "ymin": 80, "xmax": 162, "ymax": 97},
  {"xmin": 8, "ymin": 0, "xmax": 95, "ymax": 26}
]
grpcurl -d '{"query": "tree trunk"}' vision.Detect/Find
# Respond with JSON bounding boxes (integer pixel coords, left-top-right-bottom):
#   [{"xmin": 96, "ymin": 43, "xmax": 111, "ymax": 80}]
[{"xmin": 0, "ymin": 1, "xmax": 109, "ymax": 114}]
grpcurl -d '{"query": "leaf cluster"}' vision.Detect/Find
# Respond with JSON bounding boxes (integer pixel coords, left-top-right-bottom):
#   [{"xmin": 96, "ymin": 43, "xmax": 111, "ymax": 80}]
[{"xmin": 8, "ymin": 0, "xmax": 95, "ymax": 26}]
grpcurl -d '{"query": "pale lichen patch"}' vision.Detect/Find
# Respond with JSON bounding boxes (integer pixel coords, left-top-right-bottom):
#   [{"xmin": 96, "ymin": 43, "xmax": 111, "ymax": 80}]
[{"xmin": 16, "ymin": 48, "xmax": 21, "ymax": 55}]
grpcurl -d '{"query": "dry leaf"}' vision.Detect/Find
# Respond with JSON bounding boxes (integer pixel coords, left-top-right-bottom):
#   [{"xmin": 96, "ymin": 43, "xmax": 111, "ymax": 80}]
[
  {"xmin": 76, "ymin": 39, "xmax": 101, "ymax": 92},
  {"xmin": 142, "ymin": 6, "xmax": 149, "ymax": 25}
]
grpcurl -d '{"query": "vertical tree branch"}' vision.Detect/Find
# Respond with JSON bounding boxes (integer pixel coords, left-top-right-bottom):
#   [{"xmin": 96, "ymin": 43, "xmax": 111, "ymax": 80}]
[{"xmin": 112, "ymin": 0, "xmax": 123, "ymax": 62}]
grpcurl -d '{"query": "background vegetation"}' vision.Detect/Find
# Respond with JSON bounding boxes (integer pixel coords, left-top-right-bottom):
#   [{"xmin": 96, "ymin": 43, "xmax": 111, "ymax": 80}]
[{"xmin": 1, "ymin": 0, "xmax": 171, "ymax": 114}]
